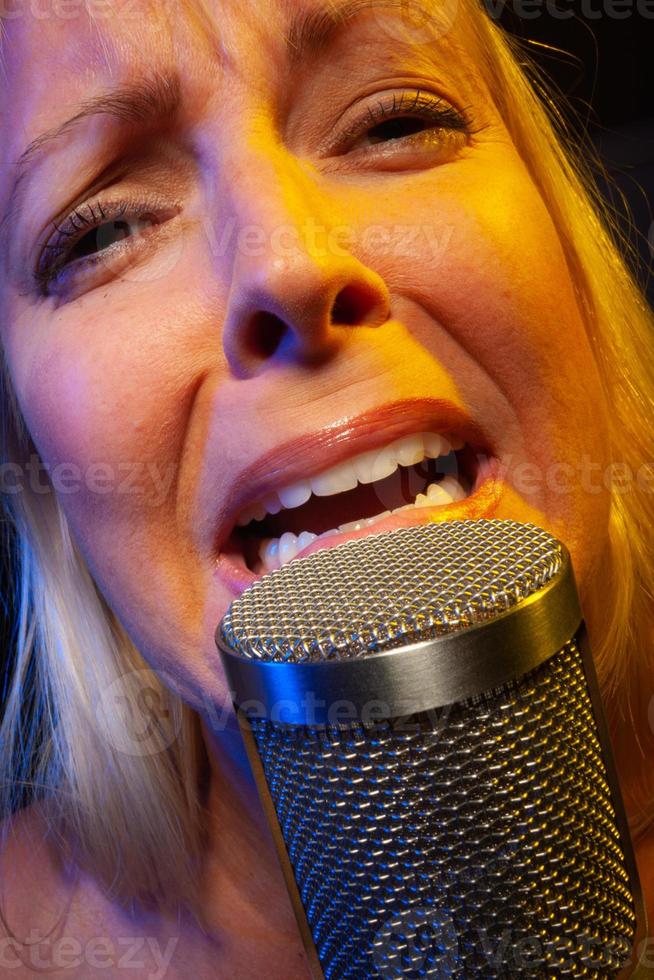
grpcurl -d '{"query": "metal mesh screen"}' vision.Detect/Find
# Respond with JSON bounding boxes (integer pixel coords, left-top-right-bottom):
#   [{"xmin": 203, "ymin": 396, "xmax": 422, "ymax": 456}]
[
  {"xmin": 250, "ymin": 640, "xmax": 636, "ymax": 978},
  {"xmin": 220, "ymin": 520, "xmax": 563, "ymax": 662},
  {"xmin": 219, "ymin": 520, "xmax": 637, "ymax": 976}
]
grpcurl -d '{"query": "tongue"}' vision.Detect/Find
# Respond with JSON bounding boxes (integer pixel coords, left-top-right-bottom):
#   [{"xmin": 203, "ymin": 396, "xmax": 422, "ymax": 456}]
[{"xmin": 252, "ymin": 460, "xmax": 444, "ymax": 538}]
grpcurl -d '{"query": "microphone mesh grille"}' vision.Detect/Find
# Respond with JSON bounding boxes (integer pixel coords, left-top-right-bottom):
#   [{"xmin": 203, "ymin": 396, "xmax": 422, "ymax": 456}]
[
  {"xmin": 250, "ymin": 640, "xmax": 637, "ymax": 978},
  {"xmin": 220, "ymin": 520, "xmax": 563, "ymax": 662}
]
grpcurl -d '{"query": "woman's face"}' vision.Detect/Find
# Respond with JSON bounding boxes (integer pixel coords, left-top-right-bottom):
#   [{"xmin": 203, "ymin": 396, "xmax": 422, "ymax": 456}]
[{"xmin": 0, "ymin": 0, "xmax": 610, "ymax": 713}]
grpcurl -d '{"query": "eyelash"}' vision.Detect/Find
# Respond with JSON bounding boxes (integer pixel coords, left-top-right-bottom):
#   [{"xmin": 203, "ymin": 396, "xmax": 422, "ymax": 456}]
[
  {"xmin": 335, "ymin": 89, "xmax": 473, "ymax": 151},
  {"xmin": 35, "ymin": 90, "xmax": 474, "ymax": 293},
  {"xmin": 35, "ymin": 198, "xmax": 162, "ymax": 293}
]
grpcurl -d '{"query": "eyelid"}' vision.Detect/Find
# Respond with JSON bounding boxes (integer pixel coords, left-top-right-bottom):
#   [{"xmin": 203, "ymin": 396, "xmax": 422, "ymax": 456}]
[
  {"xmin": 324, "ymin": 87, "xmax": 471, "ymax": 156},
  {"xmin": 35, "ymin": 192, "xmax": 181, "ymax": 293}
]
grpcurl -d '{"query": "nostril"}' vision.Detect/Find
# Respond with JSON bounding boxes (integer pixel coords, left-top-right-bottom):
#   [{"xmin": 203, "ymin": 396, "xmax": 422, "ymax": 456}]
[
  {"xmin": 244, "ymin": 312, "xmax": 287, "ymax": 361},
  {"xmin": 231, "ymin": 277, "xmax": 388, "ymax": 373},
  {"xmin": 331, "ymin": 283, "xmax": 385, "ymax": 327}
]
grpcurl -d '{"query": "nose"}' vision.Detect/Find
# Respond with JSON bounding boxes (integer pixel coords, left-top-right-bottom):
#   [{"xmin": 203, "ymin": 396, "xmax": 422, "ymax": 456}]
[{"xmin": 219, "ymin": 154, "xmax": 391, "ymax": 378}]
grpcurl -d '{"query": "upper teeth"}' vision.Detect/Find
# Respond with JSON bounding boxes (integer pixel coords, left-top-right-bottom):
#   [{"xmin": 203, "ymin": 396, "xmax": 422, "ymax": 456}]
[{"xmin": 236, "ymin": 430, "xmax": 465, "ymax": 526}]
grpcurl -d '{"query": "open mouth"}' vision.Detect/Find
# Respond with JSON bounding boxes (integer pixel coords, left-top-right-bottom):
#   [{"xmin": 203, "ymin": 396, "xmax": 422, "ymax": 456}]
[{"xmin": 224, "ymin": 431, "xmax": 485, "ymax": 575}]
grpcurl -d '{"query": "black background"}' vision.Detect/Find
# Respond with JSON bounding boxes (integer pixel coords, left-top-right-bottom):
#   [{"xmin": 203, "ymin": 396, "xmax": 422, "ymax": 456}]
[{"xmin": 2, "ymin": 13, "xmax": 654, "ymax": 691}]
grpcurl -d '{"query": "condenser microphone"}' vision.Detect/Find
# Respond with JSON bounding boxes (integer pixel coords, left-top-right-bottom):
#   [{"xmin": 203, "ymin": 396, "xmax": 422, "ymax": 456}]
[{"xmin": 216, "ymin": 520, "xmax": 649, "ymax": 978}]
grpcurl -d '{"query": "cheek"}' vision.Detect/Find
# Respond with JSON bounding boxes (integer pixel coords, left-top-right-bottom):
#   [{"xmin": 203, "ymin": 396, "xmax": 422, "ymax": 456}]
[
  {"xmin": 4, "ymin": 297, "xmax": 219, "ymax": 672},
  {"xmin": 376, "ymin": 153, "xmax": 601, "ymax": 418},
  {"xmin": 17, "ymin": 344, "xmax": 163, "ymax": 507},
  {"xmin": 463, "ymin": 170, "xmax": 608, "ymax": 456},
  {"xmin": 455, "ymin": 174, "xmax": 608, "ymax": 462},
  {"xmin": 6, "ymin": 291, "xmax": 207, "ymax": 572},
  {"xmin": 370, "ymin": 147, "xmax": 607, "ymax": 464},
  {"xmin": 447, "ymin": 170, "xmax": 610, "ymax": 551}
]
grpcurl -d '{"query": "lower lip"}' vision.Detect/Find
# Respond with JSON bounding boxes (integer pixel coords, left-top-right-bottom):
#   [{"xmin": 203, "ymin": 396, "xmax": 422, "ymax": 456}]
[{"xmin": 214, "ymin": 456, "xmax": 504, "ymax": 596}]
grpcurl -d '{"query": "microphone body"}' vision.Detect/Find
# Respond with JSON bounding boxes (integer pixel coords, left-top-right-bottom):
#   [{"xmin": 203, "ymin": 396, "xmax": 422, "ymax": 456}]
[{"xmin": 217, "ymin": 520, "xmax": 648, "ymax": 978}]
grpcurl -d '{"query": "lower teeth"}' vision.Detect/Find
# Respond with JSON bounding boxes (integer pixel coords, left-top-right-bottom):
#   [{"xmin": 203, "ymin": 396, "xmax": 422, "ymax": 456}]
[{"xmin": 256, "ymin": 477, "xmax": 467, "ymax": 574}]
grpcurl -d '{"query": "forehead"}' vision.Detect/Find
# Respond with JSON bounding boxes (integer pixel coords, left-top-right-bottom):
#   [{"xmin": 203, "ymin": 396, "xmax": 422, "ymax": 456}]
[
  {"xmin": 0, "ymin": 0, "xmax": 472, "ymax": 96},
  {"xmin": 1, "ymin": 1, "xmax": 213, "ymax": 96}
]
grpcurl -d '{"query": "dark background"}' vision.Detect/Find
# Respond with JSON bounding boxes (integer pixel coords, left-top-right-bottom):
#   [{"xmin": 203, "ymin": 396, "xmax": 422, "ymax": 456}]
[{"xmin": 1, "ymin": 13, "xmax": 654, "ymax": 691}]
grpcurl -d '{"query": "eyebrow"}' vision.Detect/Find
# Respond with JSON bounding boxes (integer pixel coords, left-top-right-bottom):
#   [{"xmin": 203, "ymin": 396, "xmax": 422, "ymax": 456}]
[
  {"xmin": 0, "ymin": 0, "xmax": 426, "ymax": 258},
  {"xmin": 17, "ymin": 68, "xmax": 182, "ymax": 175},
  {"xmin": 285, "ymin": 0, "xmax": 417, "ymax": 65},
  {"xmin": 0, "ymin": 69, "xmax": 181, "ymax": 253}
]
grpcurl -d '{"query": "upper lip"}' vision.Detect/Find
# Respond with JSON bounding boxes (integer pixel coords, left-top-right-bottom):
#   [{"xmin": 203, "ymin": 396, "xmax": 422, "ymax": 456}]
[{"xmin": 213, "ymin": 397, "xmax": 496, "ymax": 552}]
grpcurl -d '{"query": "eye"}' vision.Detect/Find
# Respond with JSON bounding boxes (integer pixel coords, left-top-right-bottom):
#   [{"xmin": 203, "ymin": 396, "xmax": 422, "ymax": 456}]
[
  {"xmin": 365, "ymin": 114, "xmax": 440, "ymax": 144},
  {"xmin": 333, "ymin": 89, "xmax": 472, "ymax": 158},
  {"xmin": 36, "ymin": 199, "xmax": 172, "ymax": 294},
  {"xmin": 72, "ymin": 210, "xmax": 155, "ymax": 261}
]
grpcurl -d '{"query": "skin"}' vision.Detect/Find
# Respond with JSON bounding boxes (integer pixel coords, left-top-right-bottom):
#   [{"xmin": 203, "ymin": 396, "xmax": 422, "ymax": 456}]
[{"xmin": 2, "ymin": 0, "xmax": 644, "ymax": 974}]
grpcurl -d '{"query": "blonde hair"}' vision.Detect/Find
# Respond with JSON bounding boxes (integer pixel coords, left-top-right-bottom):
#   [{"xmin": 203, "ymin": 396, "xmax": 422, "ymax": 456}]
[{"xmin": 1, "ymin": 0, "xmax": 653, "ymax": 932}]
